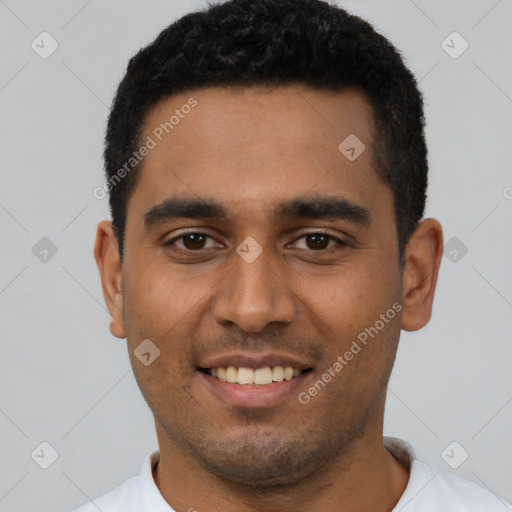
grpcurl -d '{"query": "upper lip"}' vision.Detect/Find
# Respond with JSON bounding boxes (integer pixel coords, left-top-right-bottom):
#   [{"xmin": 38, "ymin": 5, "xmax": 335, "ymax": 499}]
[{"xmin": 198, "ymin": 351, "xmax": 314, "ymax": 370}]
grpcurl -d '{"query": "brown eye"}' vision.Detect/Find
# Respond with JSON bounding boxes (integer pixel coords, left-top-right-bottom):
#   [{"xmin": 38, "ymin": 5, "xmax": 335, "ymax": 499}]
[
  {"xmin": 182, "ymin": 233, "xmax": 208, "ymax": 250},
  {"xmin": 293, "ymin": 232, "xmax": 342, "ymax": 251},
  {"xmin": 305, "ymin": 233, "xmax": 330, "ymax": 250},
  {"xmin": 167, "ymin": 232, "xmax": 218, "ymax": 251}
]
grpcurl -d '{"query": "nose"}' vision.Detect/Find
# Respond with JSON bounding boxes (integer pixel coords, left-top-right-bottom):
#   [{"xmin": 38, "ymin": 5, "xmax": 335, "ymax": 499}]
[{"xmin": 212, "ymin": 248, "xmax": 296, "ymax": 333}]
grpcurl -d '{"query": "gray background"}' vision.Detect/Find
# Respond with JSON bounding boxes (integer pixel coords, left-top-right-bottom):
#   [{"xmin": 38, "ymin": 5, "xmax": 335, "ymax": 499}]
[{"xmin": 0, "ymin": 0, "xmax": 511, "ymax": 511}]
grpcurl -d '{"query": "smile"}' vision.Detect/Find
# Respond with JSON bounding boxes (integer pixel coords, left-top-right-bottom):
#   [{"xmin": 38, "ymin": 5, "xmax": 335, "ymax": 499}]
[{"xmin": 200, "ymin": 366, "xmax": 311, "ymax": 386}]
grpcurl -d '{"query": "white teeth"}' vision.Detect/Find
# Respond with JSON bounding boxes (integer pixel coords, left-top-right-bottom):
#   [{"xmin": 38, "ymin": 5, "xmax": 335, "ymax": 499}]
[
  {"xmin": 272, "ymin": 365, "xmax": 284, "ymax": 382},
  {"xmin": 217, "ymin": 367, "xmax": 227, "ymax": 382},
  {"xmin": 254, "ymin": 367, "xmax": 273, "ymax": 385},
  {"xmin": 237, "ymin": 367, "xmax": 254, "ymax": 385},
  {"xmin": 226, "ymin": 365, "xmax": 238, "ymax": 383},
  {"xmin": 206, "ymin": 365, "xmax": 303, "ymax": 385}
]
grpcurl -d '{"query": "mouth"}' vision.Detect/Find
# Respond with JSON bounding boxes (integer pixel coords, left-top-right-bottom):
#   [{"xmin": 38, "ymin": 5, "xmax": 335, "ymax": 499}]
[
  {"xmin": 199, "ymin": 365, "xmax": 313, "ymax": 386},
  {"xmin": 196, "ymin": 352, "xmax": 315, "ymax": 408}
]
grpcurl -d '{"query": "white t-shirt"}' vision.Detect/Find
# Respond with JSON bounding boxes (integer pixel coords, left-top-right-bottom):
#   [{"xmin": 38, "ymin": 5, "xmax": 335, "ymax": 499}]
[{"xmin": 71, "ymin": 437, "xmax": 512, "ymax": 511}]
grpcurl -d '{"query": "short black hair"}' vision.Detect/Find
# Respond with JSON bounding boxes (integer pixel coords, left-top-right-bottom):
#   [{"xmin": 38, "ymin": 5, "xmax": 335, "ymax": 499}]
[{"xmin": 104, "ymin": 0, "xmax": 428, "ymax": 265}]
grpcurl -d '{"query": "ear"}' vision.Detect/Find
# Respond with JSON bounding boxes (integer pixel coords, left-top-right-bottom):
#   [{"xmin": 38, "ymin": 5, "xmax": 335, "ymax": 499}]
[
  {"xmin": 401, "ymin": 218, "xmax": 443, "ymax": 332},
  {"xmin": 94, "ymin": 220, "xmax": 126, "ymax": 339}
]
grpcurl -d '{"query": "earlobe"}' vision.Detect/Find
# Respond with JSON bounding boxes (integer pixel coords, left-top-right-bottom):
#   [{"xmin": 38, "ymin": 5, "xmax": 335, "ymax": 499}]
[
  {"xmin": 94, "ymin": 220, "xmax": 127, "ymax": 339},
  {"xmin": 401, "ymin": 218, "xmax": 443, "ymax": 332}
]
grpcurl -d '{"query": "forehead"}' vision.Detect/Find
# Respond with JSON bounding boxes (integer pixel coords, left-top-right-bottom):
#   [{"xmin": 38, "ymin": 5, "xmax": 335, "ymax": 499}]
[
  {"xmin": 129, "ymin": 85, "xmax": 390, "ymax": 223},
  {"xmin": 142, "ymin": 84, "xmax": 375, "ymax": 157}
]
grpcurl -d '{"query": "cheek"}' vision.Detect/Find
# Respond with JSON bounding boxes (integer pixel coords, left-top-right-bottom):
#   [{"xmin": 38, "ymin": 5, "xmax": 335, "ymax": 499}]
[
  {"xmin": 123, "ymin": 260, "xmax": 204, "ymax": 338},
  {"xmin": 301, "ymin": 258, "xmax": 401, "ymax": 383},
  {"xmin": 121, "ymin": 272, "xmax": 186, "ymax": 391},
  {"xmin": 306, "ymin": 260, "xmax": 398, "ymax": 328},
  {"xmin": 122, "ymin": 260, "xmax": 221, "ymax": 381},
  {"xmin": 123, "ymin": 270, "xmax": 196, "ymax": 400}
]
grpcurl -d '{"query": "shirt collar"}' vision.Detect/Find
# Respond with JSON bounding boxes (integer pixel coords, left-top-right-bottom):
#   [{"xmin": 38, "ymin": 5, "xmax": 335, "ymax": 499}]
[
  {"xmin": 141, "ymin": 450, "xmax": 176, "ymax": 511},
  {"xmin": 384, "ymin": 436, "xmax": 416, "ymax": 470}
]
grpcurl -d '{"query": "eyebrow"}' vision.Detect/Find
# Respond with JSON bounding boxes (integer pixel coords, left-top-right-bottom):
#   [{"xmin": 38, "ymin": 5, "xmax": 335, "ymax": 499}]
[{"xmin": 143, "ymin": 195, "xmax": 371, "ymax": 229}]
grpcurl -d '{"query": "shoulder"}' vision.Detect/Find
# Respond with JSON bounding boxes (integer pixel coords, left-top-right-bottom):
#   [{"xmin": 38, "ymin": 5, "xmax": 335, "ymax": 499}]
[
  {"xmin": 69, "ymin": 450, "xmax": 162, "ymax": 512},
  {"xmin": 70, "ymin": 474, "xmax": 141, "ymax": 512},
  {"xmin": 400, "ymin": 459, "xmax": 512, "ymax": 511},
  {"xmin": 384, "ymin": 437, "xmax": 511, "ymax": 511},
  {"xmin": 429, "ymin": 463, "xmax": 512, "ymax": 510}
]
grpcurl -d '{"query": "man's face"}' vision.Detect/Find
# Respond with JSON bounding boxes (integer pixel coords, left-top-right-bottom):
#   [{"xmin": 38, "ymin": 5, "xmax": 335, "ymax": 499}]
[{"xmin": 111, "ymin": 85, "xmax": 406, "ymax": 484}]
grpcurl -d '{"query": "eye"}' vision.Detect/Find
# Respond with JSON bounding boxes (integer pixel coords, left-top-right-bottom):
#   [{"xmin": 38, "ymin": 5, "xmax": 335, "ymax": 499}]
[
  {"xmin": 292, "ymin": 232, "xmax": 345, "ymax": 251},
  {"xmin": 165, "ymin": 230, "xmax": 346, "ymax": 253},
  {"xmin": 166, "ymin": 232, "xmax": 220, "ymax": 251}
]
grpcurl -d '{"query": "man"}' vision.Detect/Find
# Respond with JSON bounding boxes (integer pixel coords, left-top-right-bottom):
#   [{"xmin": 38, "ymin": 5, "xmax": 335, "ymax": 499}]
[{"xmin": 75, "ymin": 0, "xmax": 511, "ymax": 510}]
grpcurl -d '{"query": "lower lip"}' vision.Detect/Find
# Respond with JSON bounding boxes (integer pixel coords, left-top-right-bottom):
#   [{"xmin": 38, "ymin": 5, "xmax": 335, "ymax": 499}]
[{"xmin": 198, "ymin": 371, "xmax": 311, "ymax": 408}]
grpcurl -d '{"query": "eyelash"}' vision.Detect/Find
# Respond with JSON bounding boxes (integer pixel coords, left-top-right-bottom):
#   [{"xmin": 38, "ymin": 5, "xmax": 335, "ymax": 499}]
[{"xmin": 165, "ymin": 230, "xmax": 346, "ymax": 252}]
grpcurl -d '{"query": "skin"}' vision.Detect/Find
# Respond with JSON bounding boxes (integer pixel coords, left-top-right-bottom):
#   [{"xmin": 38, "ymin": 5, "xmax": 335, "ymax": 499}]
[{"xmin": 95, "ymin": 85, "xmax": 443, "ymax": 512}]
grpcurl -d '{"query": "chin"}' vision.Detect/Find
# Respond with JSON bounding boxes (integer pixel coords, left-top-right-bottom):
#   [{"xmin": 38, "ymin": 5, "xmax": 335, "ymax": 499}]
[{"xmin": 183, "ymin": 428, "xmax": 349, "ymax": 488}]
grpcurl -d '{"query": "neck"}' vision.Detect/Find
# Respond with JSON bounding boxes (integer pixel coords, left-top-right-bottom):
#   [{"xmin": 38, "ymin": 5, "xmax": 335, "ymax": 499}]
[{"xmin": 153, "ymin": 423, "xmax": 410, "ymax": 512}]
